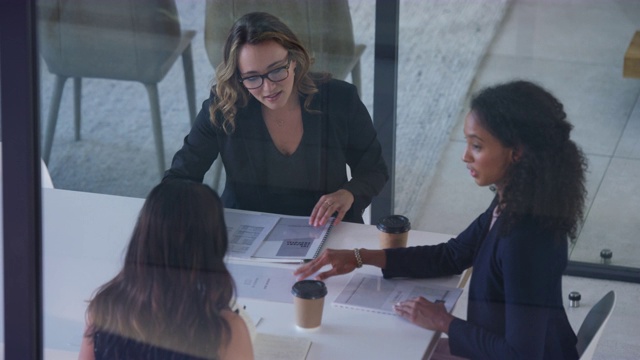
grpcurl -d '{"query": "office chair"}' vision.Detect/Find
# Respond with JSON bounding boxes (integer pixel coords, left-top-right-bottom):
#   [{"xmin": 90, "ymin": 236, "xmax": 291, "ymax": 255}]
[
  {"xmin": 38, "ymin": 0, "xmax": 197, "ymax": 178},
  {"xmin": 576, "ymin": 290, "xmax": 616, "ymax": 360},
  {"xmin": 204, "ymin": 0, "xmax": 364, "ymax": 91},
  {"xmin": 203, "ymin": 0, "xmax": 365, "ymax": 189}
]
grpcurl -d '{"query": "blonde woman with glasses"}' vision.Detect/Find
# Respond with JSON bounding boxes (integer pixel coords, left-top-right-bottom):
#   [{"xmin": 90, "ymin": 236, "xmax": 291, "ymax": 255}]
[{"xmin": 164, "ymin": 12, "xmax": 388, "ymax": 227}]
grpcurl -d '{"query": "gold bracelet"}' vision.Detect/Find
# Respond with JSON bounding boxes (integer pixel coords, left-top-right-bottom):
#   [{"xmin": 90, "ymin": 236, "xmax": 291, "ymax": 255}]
[{"xmin": 354, "ymin": 248, "xmax": 363, "ymax": 268}]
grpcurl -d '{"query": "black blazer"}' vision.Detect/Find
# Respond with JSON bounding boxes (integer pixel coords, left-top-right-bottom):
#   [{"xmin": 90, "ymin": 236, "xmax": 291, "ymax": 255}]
[{"xmin": 164, "ymin": 79, "xmax": 388, "ymax": 223}]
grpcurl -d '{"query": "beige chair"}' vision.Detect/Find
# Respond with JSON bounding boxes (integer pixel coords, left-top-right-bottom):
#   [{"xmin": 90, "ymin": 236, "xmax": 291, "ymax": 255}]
[
  {"xmin": 204, "ymin": 0, "xmax": 365, "ymax": 189},
  {"xmin": 576, "ymin": 290, "xmax": 616, "ymax": 360},
  {"xmin": 204, "ymin": 0, "xmax": 364, "ymax": 91},
  {"xmin": 456, "ymin": 267, "xmax": 473, "ymax": 289},
  {"xmin": 38, "ymin": 0, "xmax": 197, "ymax": 177}
]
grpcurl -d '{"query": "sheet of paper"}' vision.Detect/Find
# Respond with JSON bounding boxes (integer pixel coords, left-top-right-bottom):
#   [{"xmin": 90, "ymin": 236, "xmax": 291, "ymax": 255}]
[
  {"xmin": 254, "ymin": 333, "xmax": 311, "ymax": 360},
  {"xmin": 226, "ymin": 262, "xmax": 297, "ymax": 303},
  {"xmin": 333, "ymin": 273, "xmax": 463, "ymax": 315},
  {"xmin": 252, "ymin": 216, "xmax": 331, "ymax": 260},
  {"xmin": 224, "ymin": 210, "xmax": 333, "ymax": 262},
  {"xmin": 224, "ymin": 210, "xmax": 280, "ymax": 258}
]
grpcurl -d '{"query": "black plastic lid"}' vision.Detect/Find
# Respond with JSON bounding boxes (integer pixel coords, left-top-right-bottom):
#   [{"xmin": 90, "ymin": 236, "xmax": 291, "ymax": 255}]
[
  {"xmin": 377, "ymin": 215, "xmax": 411, "ymax": 234},
  {"xmin": 291, "ymin": 280, "xmax": 327, "ymax": 300},
  {"xmin": 600, "ymin": 248, "xmax": 612, "ymax": 259},
  {"xmin": 568, "ymin": 291, "xmax": 581, "ymax": 301}
]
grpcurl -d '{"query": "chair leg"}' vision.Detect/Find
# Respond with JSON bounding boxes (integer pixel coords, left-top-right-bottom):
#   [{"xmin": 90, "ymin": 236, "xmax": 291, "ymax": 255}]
[
  {"xmin": 211, "ymin": 157, "xmax": 223, "ymax": 192},
  {"xmin": 144, "ymin": 83, "xmax": 165, "ymax": 178},
  {"xmin": 182, "ymin": 43, "xmax": 197, "ymax": 125},
  {"xmin": 73, "ymin": 77, "xmax": 82, "ymax": 141},
  {"xmin": 43, "ymin": 75, "xmax": 68, "ymax": 164},
  {"xmin": 352, "ymin": 60, "xmax": 363, "ymax": 98}
]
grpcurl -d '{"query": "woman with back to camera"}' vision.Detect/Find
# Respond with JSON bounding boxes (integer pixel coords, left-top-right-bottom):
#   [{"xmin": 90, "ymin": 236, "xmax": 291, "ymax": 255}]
[
  {"xmin": 163, "ymin": 12, "xmax": 388, "ymax": 227},
  {"xmin": 295, "ymin": 80, "xmax": 587, "ymax": 359},
  {"xmin": 78, "ymin": 180, "xmax": 253, "ymax": 360}
]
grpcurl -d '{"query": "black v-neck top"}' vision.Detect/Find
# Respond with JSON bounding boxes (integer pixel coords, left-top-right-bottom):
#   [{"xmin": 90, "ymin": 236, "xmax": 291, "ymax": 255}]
[
  {"xmin": 164, "ymin": 78, "xmax": 388, "ymax": 223},
  {"xmin": 264, "ymin": 129, "xmax": 315, "ymax": 215}
]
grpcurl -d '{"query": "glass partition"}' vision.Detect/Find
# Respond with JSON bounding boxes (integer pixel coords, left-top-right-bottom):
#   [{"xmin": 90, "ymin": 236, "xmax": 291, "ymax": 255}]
[
  {"xmin": 0, "ymin": 64, "xmax": 3, "ymax": 357},
  {"xmin": 33, "ymin": 1, "xmax": 640, "ymax": 271},
  {"xmin": 37, "ymin": 1, "xmax": 378, "ymax": 199},
  {"xmin": 33, "ymin": 2, "xmax": 640, "ymax": 269},
  {"xmin": 34, "ymin": 0, "xmax": 379, "ymax": 357},
  {"xmin": 0, "ymin": 0, "xmax": 636, "ymax": 358},
  {"xmin": 396, "ymin": 0, "xmax": 640, "ymax": 275}
]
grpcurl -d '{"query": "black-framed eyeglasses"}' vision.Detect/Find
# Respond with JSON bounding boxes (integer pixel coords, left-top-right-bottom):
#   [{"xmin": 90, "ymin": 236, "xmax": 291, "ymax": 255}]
[{"xmin": 239, "ymin": 59, "xmax": 291, "ymax": 89}]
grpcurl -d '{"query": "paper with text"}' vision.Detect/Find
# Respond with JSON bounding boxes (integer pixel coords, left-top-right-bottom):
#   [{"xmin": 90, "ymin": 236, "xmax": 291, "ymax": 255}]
[
  {"xmin": 254, "ymin": 333, "xmax": 311, "ymax": 360},
  {"xmin": 225, "ymin": 210, "xmax": 279, "ymax": 259},
  {"xmin": 227, "ymin": 262, "xmax": 297, "ymax": 303},
  {"xmin": 252, "ymin": 217, "xmax": 331, "ymax": 260},
  {"xmin": 333, "ymin": 273, "xmax": 463, "ymax": 315},
  {"xmin": 224, "ymin": 210, "xmax": 333, "ymax": 262}
]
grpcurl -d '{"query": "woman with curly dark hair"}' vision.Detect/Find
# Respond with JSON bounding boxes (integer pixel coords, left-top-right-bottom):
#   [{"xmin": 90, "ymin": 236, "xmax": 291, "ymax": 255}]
[
  {"xmin": 295, "ymin": 80, "xmax": 587, "ymax": 359},
  {"xmin": 78, "ymin": 180, "xmax": 253, "ymax": 359},
  {"xmin": 164, "ymin": 12, "xmax": 388, "ymax": 227}
]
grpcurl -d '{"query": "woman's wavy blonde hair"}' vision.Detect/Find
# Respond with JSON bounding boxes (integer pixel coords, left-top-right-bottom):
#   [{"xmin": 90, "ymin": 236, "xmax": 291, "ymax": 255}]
[{"xmin": 211, "ymin": 12, "xmax": 321, "ymax": 134}]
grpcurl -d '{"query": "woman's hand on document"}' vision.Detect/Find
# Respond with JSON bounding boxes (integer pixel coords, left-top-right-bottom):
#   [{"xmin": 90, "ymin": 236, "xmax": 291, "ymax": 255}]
[
  {"xmin": 294, "ymin": 249, "xmax": 358, "ymax": 281},
  {"xmin": 295, "ymin": 248, "xmax": 387, "ymax": 281},
  {"xmin": 309, "ymin": 189, "xmax": 354, "ymax": 227},
  {"xmin": 393, "ymin": 297, "xmax": 455, "ymax": 333}
]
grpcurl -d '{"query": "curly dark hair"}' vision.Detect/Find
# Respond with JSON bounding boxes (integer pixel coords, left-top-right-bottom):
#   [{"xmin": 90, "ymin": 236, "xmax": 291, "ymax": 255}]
[{"xmin": 470, "ymin": 80, "xmax": 588, "ymax": 241}]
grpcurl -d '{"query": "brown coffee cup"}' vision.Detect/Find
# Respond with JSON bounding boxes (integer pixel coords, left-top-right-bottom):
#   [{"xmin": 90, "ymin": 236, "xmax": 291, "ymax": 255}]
[
  {"xmin": 377, "ymin": 215, "xmax": 411, "ymax": 249},
  {"xmin": 291, "ymin": 280, "xmax": 327, "ymax": 329}
]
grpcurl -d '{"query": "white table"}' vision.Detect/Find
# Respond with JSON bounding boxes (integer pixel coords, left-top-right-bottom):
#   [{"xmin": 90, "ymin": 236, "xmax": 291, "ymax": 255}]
[{"xmin": 39, "ymin": 188, "xmax": 460, "ymax": 359}]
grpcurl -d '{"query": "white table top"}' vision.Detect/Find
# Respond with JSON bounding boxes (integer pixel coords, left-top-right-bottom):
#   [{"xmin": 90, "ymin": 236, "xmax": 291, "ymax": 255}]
[{"xmin": 38, "ymin": 188, "xmax": 459, "ymax": 359}]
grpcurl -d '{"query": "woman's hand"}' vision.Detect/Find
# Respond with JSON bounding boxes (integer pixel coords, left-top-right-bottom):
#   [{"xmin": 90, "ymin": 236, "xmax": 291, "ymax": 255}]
[
  {"xmin": 294, "ymin": 249, "xmax": 358, "ymax": 281},
  {"xmin": 393, "ymin": 297, "xmax": 454, "ymax": 333},
  {"xmin": 310, "ymin": 189, "xmax": 354, "ymax": 226}
]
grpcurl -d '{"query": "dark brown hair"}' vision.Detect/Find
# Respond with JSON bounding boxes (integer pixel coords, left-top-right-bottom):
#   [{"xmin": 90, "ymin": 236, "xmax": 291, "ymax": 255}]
[{"xmin": 85, "ymin": 180, "xmax": 234, "ymax": 358}]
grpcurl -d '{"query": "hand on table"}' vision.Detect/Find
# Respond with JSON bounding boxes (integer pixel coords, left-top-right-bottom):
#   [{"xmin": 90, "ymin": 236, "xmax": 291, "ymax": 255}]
[
  {"xmin": 294, "ymin": 249, "xmax": 357, "ymax": 281},
  {"xmin": 309, "ymin": 189, "xmax": 354, "ymax": 227},
  {"xmin": 393, "ymin": 296, "xmax": 455, "ymax": 333}
]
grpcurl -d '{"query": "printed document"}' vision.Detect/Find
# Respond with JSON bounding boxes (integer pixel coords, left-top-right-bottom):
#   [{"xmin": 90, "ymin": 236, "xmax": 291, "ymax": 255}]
[
  {"xmin": 254, "ymin": 333, "xmax": 311, "ymax": 360},
  {"xmin": 333, "ymin": 273, "xmax": 463, "ymax": 315},
  {"xmin": 224, "ymin": 209, "xmax": 333, "ymax": 262},
  {"xmin": 226, "ymin": 262, "xmax": 297, "ymax": 303}
]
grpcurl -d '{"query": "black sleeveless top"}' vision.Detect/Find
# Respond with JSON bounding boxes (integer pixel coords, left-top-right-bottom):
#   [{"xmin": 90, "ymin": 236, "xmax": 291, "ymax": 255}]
[{"xmin": 93, "ymin": 331, "xmax": 214, "ymax": 360}]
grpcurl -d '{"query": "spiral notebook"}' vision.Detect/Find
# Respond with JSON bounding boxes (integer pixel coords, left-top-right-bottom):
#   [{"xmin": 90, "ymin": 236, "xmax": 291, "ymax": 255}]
[
  {"xmin": 224, "ymin": 209, "xmax": 334, "ymax": 263},
  {"xmin": 333, "ymin": 273, "xmax": 462, "ymax": 315}
]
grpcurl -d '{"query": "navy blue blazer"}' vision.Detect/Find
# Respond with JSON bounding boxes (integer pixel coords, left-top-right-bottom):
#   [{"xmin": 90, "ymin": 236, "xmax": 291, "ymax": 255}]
[
  {"xmin": 164, "ymin": 79, "xmax": 388, "ymax": 223},
  {"xmin": 383, "ymin": 200, "xmax": 579, "ymax": 359}
]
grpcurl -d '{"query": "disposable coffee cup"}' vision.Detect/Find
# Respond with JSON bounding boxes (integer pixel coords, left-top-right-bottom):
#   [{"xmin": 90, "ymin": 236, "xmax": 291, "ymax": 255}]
[
  {"xmin": 291, "ymin": 280, "xmax": 327, "ymax": 329},
  {"xmin": 377, "ymin": 215, "xmax": 411, "ymax": 249}
]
